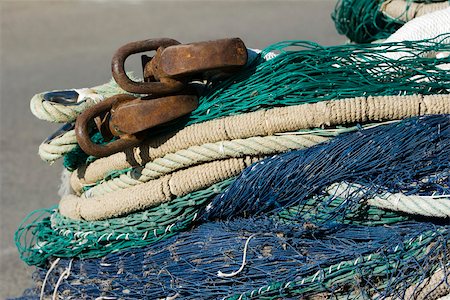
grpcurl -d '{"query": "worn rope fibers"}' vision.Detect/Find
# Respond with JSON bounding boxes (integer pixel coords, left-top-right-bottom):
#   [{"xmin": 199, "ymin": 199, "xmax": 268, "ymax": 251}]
[
  {"xmin": 70, "ymin": 93, "xmax": 450, "ymax": 194},
  {"xmin": 205, "ymin": 114, "xmax": 450, "ymax": 220},
  {"xmin": 56, "ymin": 35, "xmax": 450, "ymax": 170},
  {"xmin": 14, "ymin": 219, "xmax": 450, "ymax": 299}
]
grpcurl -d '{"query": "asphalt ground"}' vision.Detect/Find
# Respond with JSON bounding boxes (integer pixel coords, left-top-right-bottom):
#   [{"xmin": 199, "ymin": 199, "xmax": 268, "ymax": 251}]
[{"xmin": 0, "ymin": 1, "xmax": 345, "ymax": 298}]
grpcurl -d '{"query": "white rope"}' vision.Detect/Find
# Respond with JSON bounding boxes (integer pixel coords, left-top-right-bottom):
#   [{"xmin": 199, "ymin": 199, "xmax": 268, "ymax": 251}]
[
  {"xmin": 38, "ymin": 129, "xmax": 78, "ymax": 163},
  {"xmin": 80, "ymin": 134, "xmax": 329, "ymax": 197},
  {"xmin": 380, "ymin": 0, "xmax": 449, "ymax": 23},
  {"xmin": 30, "ymin": 88, "xmax": 103, "ymax": 123},
  {"xmin": 217, "ymin": 234, "xmax": 256, "ymax": 278},
  {"xmin": 40, "ymin": 258, "xmax": 60, "ymax": 300},
  {"xmin": 381, "ymin": 7, "xmax": 450, "ymax": 62},
  {"xmin": 38, "ymin": 93, "xmax": 450, "ymax": 164},
  {"xmin": 30, "ymin": 78, "xmax": 132, "ymax": 123},
  {"xmin": 52, "ymin": 259, "xmax": 73, "ymax": 300},
  {"xmin": 327, "ymin": 182, "xmax": 450, "ymax": 218}
]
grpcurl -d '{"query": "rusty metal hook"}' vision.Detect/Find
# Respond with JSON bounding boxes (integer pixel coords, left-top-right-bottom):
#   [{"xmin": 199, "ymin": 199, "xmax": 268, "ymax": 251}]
[
  {"xmin": 111, "ymin": 38, "xmax": 184, "ymax": 95},
  {"xmin": 76, "ymin": 93, "xmax": 199, "ymax": 157},
  {"xmin": 75, "ymin": 94, "xmax": 142, "ymax": 158}
]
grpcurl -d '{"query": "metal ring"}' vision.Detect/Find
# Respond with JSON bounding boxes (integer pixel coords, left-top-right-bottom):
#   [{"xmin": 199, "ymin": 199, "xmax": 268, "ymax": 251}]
[
  {"xmin": 75, "ymin": 94, "xmax": 142, "ymax": 158},
  {"xmin": 111, "ymin": 38, "xmax": 184, "ymax": 95}
]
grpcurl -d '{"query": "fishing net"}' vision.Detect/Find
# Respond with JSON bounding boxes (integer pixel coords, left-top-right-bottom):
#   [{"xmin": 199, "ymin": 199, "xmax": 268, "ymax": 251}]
[
  {"xmin": 14, "ymin": 217, "xmax": 450, "ymax": 299},
  {"xmin": 16, "ymin": 115, "xmax": 450, "ymax": 268},
  {"xmin": 205, "ymin": 115, "xmax": 450, "ymax": 220},
  {"xmin": 333, "ymin": 0, "xmax": 450, "ymax": 43},
  {"xmin": 62, "ymin": 34, "xmax": 450, "ymax": 170},
  {"xmin": 15, "ymin": 179, "xmax": 233, "ymax": 266},
  {"xmin": 13, "ymin": 6, "xmax": 450, "ymax": 298}
]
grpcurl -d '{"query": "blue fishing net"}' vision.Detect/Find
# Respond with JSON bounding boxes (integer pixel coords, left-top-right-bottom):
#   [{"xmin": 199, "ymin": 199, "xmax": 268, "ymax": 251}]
[
  {"xmin": 13, "ymin": 219, "xmax": 450, "ymax": 299},
  {"xmin": 205, "ymin": 115, "xmax": 450, "ymax": 220}
]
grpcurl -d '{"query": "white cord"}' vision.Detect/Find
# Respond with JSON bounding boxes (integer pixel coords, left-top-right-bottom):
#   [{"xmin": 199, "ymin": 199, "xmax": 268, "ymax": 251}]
[{"xmin": 217, "ymin": 234, "xmax": 256, "ymax": 278}]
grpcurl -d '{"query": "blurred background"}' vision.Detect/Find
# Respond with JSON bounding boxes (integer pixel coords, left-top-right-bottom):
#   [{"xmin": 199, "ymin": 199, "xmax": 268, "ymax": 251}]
[{"xmin": 0, "ymin": 0, "xmax": 344, "ymax": 298}]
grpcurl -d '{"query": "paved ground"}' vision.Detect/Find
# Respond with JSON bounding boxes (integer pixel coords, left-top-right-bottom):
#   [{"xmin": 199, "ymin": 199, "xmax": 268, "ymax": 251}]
[{"xmin": 0, "ymin": 1, "xmax": 344, "ymax": 298}]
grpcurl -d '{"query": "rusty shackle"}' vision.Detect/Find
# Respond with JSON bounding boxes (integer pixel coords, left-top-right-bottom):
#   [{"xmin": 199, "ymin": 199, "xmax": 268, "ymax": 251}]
[
  {"xmin": 112, "ymin": 37, "xmax": 248, "ymax": 95},
  {"xmin": 75, "ymin": 94, "xmax": 198, "ymax": 157},
  {"xmin": 112, "ymin": 38, "xmax": 184, "ymax": 95}
]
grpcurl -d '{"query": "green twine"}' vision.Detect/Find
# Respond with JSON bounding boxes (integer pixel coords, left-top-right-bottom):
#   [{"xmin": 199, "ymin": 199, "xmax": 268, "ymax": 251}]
[
  {"xmin": 333, "ymin": 0, "xmax": 450, "ymax": 43},
  {"xmin": 229, "ymin": 227, "xmax": 445, "ymax": 300},
  {"xmin": 63, "ymin": 132, "xmax": 109, "ymax": 171},
  {"xmin": 15, "ymin": 178, "xmax": 234, "ymax": 266},
  {"xmin": 64, "ymin": 34, "xmax": 450, "ymax": 170},
  {"xmin": 15, "ymin": 176, "xmax": 411, "ymax": 266},
  {"xmin": 333, "ymin": 0, "xmax": 402, "ymax": 43}
]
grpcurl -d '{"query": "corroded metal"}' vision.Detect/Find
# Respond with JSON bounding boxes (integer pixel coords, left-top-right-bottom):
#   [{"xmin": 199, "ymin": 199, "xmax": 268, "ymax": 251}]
[
  {"xmin": 111, "ymin": 38, "xmax": 183, "ymax": 95},
  {"xmin": 113, "ymin": 38, "xmax": 248, "ymax": 95},
  {"xmin": 76, "ymin": 94, "xmax": 198, "ymax": 157},
  {"xmin": 75, "ymin": 94, "xmax": 142, "ymax": 158},
  {"xmin": 109, "ymin": 94, "xmax": 198, "ymax": 136}
]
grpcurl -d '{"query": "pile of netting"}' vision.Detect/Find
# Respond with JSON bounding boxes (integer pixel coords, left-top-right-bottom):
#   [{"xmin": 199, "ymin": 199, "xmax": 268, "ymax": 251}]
[
  {"xmin": 12, "ymin": 4, "xmax": 450, "ymax": 300},
  {"xmin": 333, "ymin": 0, "xmax": 450, "ymax": 43}
]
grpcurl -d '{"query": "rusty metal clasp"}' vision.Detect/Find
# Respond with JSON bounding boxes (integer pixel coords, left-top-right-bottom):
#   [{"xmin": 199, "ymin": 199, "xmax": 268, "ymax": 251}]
[
  {"xmin": 112, "ymin": 38, "xmax": 184, "ymax": 95},
  {"xmin": 75, "ymin": 94, "xmax": 198, "ymax": 157},
  {"xmin": 112, "ymin": 38, "xmax": 248, "ymax": 95}
]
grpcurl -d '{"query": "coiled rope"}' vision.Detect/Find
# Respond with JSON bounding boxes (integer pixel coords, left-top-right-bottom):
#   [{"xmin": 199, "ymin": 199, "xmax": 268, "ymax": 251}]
[
  {"xmin": 60, "ymin": 156, "xmax": 262, "ymax": 220},
  {"xmin": 30, "ymin": 81, "xmax": 130, "ymax": 123},
  {"xmin": 78, "ymin": 134, "xmax": 329, "ymax": 197},
  {"xmin": 70, "ymin": 93, "xmax": 450, "ymax": 190}
]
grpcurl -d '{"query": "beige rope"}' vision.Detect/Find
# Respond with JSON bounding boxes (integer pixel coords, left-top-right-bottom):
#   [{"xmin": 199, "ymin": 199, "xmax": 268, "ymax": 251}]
[
  {"xmin": 39, "ymin": 130, "xmax": 78, "ymax": 162},
  {"xmin": 73, "ymin": 134, "xmax": 329, "ymax": 196},
  {"xmin": 380, "ymin": 0, "xmax": 449, "ymax": 22},
  {"xmin": 60, "ymin": 156, "xmax": 262, "ymax": 220},
  {"xmin": 328, "ymin": 182, "xmax": 450, "ymax": 218},
  {"xmin": 30, "ymin": 78, "xmax": 131, "ymax": 124},
  {"xmin": 73, "ymin": 94, "xmax": 450, "ymax": 187}
]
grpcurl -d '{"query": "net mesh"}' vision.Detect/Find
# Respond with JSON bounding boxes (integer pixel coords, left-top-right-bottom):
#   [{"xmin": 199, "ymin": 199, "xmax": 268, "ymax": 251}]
[
  {"xmin": 14, "ymin": 218, "xmax": 450, "ymax": 299},
  {"xmin": 16, "ymin": 115, "xmax": 450, "ymax": 269},
  {"xmin": 63, "ymin": 35, "xmax": 450, "ymax": 170},
  {"xmin": 15, "ymin": 179, "xmax": 233, "ymax": 266},
  {"xmin": 205, "ymin": 115, "xmax": 450, "ymax": 220},
  {"xmin": 333, "ymin": 0, "xmax": 450, "ymax": 43}
]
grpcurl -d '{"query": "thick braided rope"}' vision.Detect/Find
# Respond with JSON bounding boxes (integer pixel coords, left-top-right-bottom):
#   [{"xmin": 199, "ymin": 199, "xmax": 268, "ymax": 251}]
[
  {"xmin": 39, "ymin": 129, "xmax": 77, "ymax": 162},
  {"xmin": 30, "ymin": 79, "xmax": 131, "ymax": 123},
  {"xmin": 29, "ymin": 51, "xmax": 268, "ymax": 125},
  {"xmin": 73, "ymin": 94, "xmax": 450, "ymax": 187},
  {"xmin": 328, "ymin": 182, "xmax": 450, "ymax": 218},
  {"xmin": 75, "ymin": 134, "xmax": 329, "ymax": 196},
  {"xmin": 381, "ymin": 0, "xmax": 450, "ymax": 23},
  {"xmin": 60, "ymin": 156, "xmax": 262, "ymax": 220}
]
